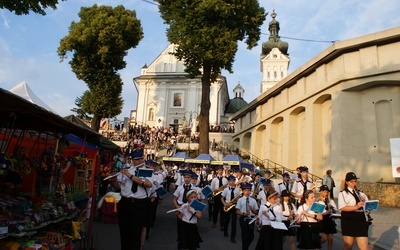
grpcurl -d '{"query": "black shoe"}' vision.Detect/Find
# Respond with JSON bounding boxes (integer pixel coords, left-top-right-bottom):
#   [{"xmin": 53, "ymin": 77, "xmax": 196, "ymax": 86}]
[
  {"xmin": 224, "ymin": 232, "xmax": 228, "ymax": 237},
  {"xmin": 231, "ymin": 239, "xmax": 236, "ymax": 243}
]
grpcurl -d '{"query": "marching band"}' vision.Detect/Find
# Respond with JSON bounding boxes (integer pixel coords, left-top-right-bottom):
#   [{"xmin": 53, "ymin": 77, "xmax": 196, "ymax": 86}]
[{"xmin": 106, "ymin": 150, "xmax": 375, "ymax": 250}]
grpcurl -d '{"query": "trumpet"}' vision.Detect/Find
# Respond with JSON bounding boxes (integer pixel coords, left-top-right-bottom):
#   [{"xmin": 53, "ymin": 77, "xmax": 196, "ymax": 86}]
[
  {"xmin": 213, "ymin": 183, "xmax": 228, "ymax": 196},
  {"xmin": 223, "ymin": 190, "xmax": 243, "ymax": 212}
]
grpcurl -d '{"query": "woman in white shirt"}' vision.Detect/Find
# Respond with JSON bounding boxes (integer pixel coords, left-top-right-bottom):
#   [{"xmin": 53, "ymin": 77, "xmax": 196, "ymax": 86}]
[
  {"xmin": 255, "ymin": 188, "xmax": 284, "ymax": 250},
  {"xmin": 338, "ymin": 172, "xmax": 370, "ymax": 250},
  {"xmin": 317, "ymin": 185, "xmax": 337, "ymax": 250},
  {"xmin": 296, "ymin": 190, "xmax": 323, "ymax": 249}
]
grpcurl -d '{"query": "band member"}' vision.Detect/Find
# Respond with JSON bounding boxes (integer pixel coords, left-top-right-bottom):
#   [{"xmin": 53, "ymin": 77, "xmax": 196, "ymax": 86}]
[
  {"xmin": 296, "ymin": 190, "xmax": 323, "ymax": 250},
  {"xmin": 176, "ymin": 190, "xmax": 203, "ymax": 250},
  {"xmin": 110, "ymin": 149, "xmax": 152, "ymax": 250},
  {"xmin": 235, "ymin": 168, "xmax": 252, "ymax": 186},
  {"xmin": 338, "ymin": 172, "xmax": 370, "ymax": 250},
  {"xmin": 317, "ymin": 185, "xmax": 337, "ymax": 250},
  {"xmin": 280, "ymin": 190, "xmax": 297, "ymax": 250},
  {"xmin": 255, "ymin": 188, "xmax": 284, "ymax": 250},
  {"xmin": 256, "ymin": 178, "xmax": 272, "ymax": 206},
  {"xmin": 211, "ymin": 166, "xmax": 228, "ymax": 230},
  {"xmin": 191, "ymin": 173, "xmax": 205, "ymax": 202},
  {"xmin": 291, "ymin": 166, "xmax": 313, "ymax": 207},
  {"xmin": 221, "ymin": 175, "xmax": 241, "ymax": 243},
  {"xmin": 276, "ymin": 172, "xmax": 291, "ymax": 195},
  {"xmin": 173, "ymin": 169, "xmax": 195, "ymax": 249},
  {"xmin": 263, "ymin": 169, "xmax": 275, "ymax": 188},
  {"xmin": 236, "ymin": 183, "xmax": 259, "ymax": 250}
]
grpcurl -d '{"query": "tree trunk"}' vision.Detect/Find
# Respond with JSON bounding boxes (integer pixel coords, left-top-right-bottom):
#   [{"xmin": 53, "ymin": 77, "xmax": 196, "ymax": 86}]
[
  {"xmin": 91, "ymin": 114, "xmax": 102, "ymax": 132},
  {"xmin": 199, "ymin": 66, "xmax": 211, "ymax": 154}
]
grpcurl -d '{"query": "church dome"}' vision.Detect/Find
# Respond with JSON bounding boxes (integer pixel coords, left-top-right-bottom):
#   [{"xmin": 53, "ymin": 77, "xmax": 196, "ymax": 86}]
[
  {"xmin": 262, "ymin": 10, "xmax": 289, "ymax": 56},
  {"xmin": 225, "ymin": 98, "xmax": 248, "ymax": 114}
]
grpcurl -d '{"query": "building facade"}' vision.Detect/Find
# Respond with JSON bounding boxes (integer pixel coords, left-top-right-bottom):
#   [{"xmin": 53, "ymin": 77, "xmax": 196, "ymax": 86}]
[
  {"xmin": 230, "ymin": 27, "xmax": 400, "ymax": 183},
  {"xmin": 133, "ymin": 44, "xmax": 230, "ymax": 130}
]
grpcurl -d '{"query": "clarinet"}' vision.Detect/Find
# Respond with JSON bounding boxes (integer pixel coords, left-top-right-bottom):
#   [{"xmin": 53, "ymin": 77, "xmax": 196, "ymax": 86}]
[{"xmin": 354, "ymin": 187, "xmax": 371, "ymax": 222}]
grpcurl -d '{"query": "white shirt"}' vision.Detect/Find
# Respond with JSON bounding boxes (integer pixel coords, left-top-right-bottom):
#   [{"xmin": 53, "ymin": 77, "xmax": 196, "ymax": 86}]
[
  {"xmin": 173, "ymin": 183, "xmax": 194, "ymax": 205},
  {"xmin": 280, "ymin": 201, "xmax": 297, "ymax": 220},
  {"xmin": 257, "ymin": 189, "xmax": 270, "ymax": 205},
  {"xmin": 258, "ymin": 202, "xmax": 283, "ymax": 226},
  {"xmin": 236, "ymin": 195, "xmax": 259, "ymax": 217},
  {"xmin": 180, "ymin": 203, "xmax": 198, "ymax": 224},
  {"xmin": 117, "ymin": 165, "xmax": 151, "ymax": 199},
  {"xmin": 317, "ymin": 198, "xmax": 338, "ymax": 214},
  {"xmin": 297, "ymin": 204, "xmax": 318, "ymax": 223},
  {"xmin": 221, "ymin": 186, "xmax": 241, "ymax": 203},
  {"xmin": 211, "ymin": 176, "xmax": 228, "ymax": 190},
  {"xmin": 291, "ymin": 179, "xmax": 313, "ymax": 198},
  {"xmin": 338, "ymin": 188, "xmax": 368, "ymax": 210},
  {"xmin": 276, "ymin": 181, "xmax": 291, "ymax": 195}
]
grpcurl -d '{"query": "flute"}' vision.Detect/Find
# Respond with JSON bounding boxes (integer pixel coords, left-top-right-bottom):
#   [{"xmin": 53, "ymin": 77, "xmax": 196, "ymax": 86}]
[{"xmin": 103, "ymin": 163, "xmax": 145, "ymax": 181}]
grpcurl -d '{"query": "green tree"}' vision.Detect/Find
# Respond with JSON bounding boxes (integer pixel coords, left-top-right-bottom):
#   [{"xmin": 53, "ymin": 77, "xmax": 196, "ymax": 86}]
[
  {"xmin": 70, "ymin": 96, "xmax": 91, "ymax": 120},
  {"xmin": 58, "ymin": 4, "xmax": 143, "ymax": 131},
  {"xmin": 0, "ymin": 0, "xmax": 65, "ymax": 15},
  {"xmin": 157, "ymin": 0, "xmax": 266, "ymax": 154}
]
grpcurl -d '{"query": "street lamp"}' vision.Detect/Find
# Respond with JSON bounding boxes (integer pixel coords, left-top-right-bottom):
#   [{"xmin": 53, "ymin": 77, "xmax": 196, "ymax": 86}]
[{"xmin": 183, "ymin": 111, "xmax": 198, "ymax": 156}]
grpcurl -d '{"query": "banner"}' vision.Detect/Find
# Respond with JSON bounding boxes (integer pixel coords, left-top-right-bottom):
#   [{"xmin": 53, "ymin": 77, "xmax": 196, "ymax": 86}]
[{"xmin": 389, "ymin": 138, "xmax": 400, "ymax": 178}]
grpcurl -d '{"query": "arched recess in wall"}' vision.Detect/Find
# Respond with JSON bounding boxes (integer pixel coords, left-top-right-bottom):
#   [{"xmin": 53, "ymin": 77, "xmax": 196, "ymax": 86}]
[
  {"xmin": 375, "ymin": 100, "xmax": 394, "ymax": 153},
  {"xmin": 289, "ymin": 107, "xmax": 306, "ymax": 168},
  {"xmin": 233, "ymin": 138, "xmax": 240, "ymax": 149},
  {"xmin": 270, "ymin": 117, "xmax": 283, "ymax": 164},
  {"xmin": 255, "ymin": 125, "xmax": 266, "ymax": 159},
  {"xmin": 242, "ymin": 132, "xmax": 252, "ymax": 152},
  {"xmin": 312, "ymin": 94, "xmax": 332, "ymax": 175}
]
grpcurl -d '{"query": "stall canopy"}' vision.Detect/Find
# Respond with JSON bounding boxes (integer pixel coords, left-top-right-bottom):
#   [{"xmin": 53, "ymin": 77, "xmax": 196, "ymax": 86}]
[
  {"xmin": 163, "ymin": 151, "xmax": 191, "ymax": 163},
  {"xmin": 186, "ymin": 153, "xmax": 215, "ymax": 164},
  {"xmin": 0, "ymin": 88, "xmax": 119, "ymax": 153},
  {"xmin": 9, "ymin": 82, "xmax": 57, "ymax": 113},
  {"xmin": 221, "ymin": 155, "xmax": 255, "ymax": 171}
]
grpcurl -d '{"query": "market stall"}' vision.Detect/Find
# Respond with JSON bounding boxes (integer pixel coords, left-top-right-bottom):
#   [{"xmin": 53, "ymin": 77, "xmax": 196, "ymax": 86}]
[{"xmin": 0, "ymin": 88, "xmax": 119, "ymax": 249}]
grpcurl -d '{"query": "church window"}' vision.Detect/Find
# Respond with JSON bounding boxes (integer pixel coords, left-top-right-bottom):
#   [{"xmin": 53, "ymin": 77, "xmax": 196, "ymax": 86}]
[
  {"xmin": 148, "ymin": 108, "xmax": 155, "ymax": 121},
  {"xmin": 274, "ymin": 71, "xmax": 277, "ymax": 79}
]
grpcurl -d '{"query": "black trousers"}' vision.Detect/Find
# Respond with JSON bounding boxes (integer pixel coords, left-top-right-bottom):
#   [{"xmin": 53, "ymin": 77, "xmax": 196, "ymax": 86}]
[
  {"xmin": 212, "ymin": 194, "xmax": 224, "ymax": 226},
  {"xmin": 239, "ymin": 216, "xmax": 254, "ymax": 250},
  {"xmin": 117, "ymin": 197, "xmax": 148, "ymax": 250},
  {"xmin": 224, "ymin": 209, "xmax": 237, "ymax": 239}
]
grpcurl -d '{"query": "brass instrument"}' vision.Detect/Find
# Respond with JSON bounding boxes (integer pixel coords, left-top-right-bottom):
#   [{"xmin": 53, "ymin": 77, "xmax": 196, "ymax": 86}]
[
  {"xmin": 251, "ymin": 183, "xmax": 261, "ymax": 199},
  {"xmin": 223, "ymin": 190, "xmax": 243, "ymax": 212},
  {"xmin": 213, "ymin": 183, "xmax": 228, "ymax": 196}
]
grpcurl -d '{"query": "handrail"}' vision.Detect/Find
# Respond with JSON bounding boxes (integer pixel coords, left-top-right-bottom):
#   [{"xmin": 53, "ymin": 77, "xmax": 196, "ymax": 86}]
[{"xmin": 215, "ymin": 140, "xmax": 322, "ymax": 182}]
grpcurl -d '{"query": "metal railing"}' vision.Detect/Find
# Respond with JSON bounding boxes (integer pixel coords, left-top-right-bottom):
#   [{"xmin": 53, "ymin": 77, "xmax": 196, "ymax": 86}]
[{"xmin": 215, "ymin": 140, "xmax": 322, "ymax": 182}]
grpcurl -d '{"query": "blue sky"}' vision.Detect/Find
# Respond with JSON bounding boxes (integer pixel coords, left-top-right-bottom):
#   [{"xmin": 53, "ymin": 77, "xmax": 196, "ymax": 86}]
[{"xmin": 1, "ymin": 0, "xmax": 399, "ymax": 120}]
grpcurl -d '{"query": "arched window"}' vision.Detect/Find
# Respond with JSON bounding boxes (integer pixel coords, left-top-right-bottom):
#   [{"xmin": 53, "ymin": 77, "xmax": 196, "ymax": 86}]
[{"xmin": 148, "ymin": 108, "xmax": 155, "ymax": 121}]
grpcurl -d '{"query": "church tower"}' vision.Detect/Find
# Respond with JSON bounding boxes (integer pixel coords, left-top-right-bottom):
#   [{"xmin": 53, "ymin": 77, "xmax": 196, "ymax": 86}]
[{"xmin": 260, "ymin": 10, "xmax": 290, "ymax": 93}]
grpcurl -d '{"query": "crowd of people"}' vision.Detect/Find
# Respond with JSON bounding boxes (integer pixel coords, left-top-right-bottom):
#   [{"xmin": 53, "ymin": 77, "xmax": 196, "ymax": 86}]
[{"xmin": 103, "ymin": 142, "xmax": 372, "ymax": 250}]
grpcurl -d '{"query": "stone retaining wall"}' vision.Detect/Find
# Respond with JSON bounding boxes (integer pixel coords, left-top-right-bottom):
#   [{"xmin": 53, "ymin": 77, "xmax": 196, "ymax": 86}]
[{"xmin": 341, "ymin": 181, "xmax": 400, "ymax": 207}]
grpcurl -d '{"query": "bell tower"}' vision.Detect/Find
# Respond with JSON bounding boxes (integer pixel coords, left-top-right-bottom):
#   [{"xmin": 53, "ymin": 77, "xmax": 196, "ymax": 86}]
[{"xmin": 260, "ymin": 10, "xmax": 290, "ymax": 93}]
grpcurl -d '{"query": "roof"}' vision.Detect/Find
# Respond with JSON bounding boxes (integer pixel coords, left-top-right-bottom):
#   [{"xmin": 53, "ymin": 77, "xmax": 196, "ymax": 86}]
[
  {"xmin": 162, "ymin": 151, "xmax": 191, "ymax": 162},
  {"xmin": 222, "ymin": 155, "xmax": 255, "ymax": 170},
  {"xmin": 186, "ymin": 153, "xmax": 215, "ymax": 164},
  {"xmin": 231, "ymin": 26, "xmax": 400, "ymax": 121},
  {"xmin": 9, "ymin": 82, "xmax": 57, "ymax": 113},
  {"xmin": 0, "ymin": 88, "xmax": 119, "ymax": 152},
  {"xmin": 225, "ymin": 97, "xmax": 248, "ymax": 114}
]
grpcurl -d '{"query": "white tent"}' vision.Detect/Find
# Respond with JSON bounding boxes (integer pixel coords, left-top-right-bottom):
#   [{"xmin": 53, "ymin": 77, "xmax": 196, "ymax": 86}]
[{"xmin": 9, "ymin": 82, "xmax": 57, "ymax": 114}]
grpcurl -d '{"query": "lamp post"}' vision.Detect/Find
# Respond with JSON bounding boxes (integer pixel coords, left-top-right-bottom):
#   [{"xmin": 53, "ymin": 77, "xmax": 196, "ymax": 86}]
[{"xmin": 184, "ymin": 111, "xmax": 198, "ymax": 156}]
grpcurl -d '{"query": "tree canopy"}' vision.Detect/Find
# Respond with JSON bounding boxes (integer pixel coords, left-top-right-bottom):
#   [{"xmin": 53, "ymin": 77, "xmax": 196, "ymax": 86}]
[
  {"xmin": 0, "ymin": 0, "xmax": 65, "ymax": 15},
  {"xmin": 58, "ymin": 4, "xmax": 143, "ymax": 131},
  {"xmin": 157, "ymin": 0, "xmax": 266, "ymax": 153}
]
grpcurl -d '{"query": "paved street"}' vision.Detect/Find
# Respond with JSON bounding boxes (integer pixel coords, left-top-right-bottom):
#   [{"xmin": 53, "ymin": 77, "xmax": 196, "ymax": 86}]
[{"xmin": 86, "ymin": 191, "xmax": 400, "ymax": 250}]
